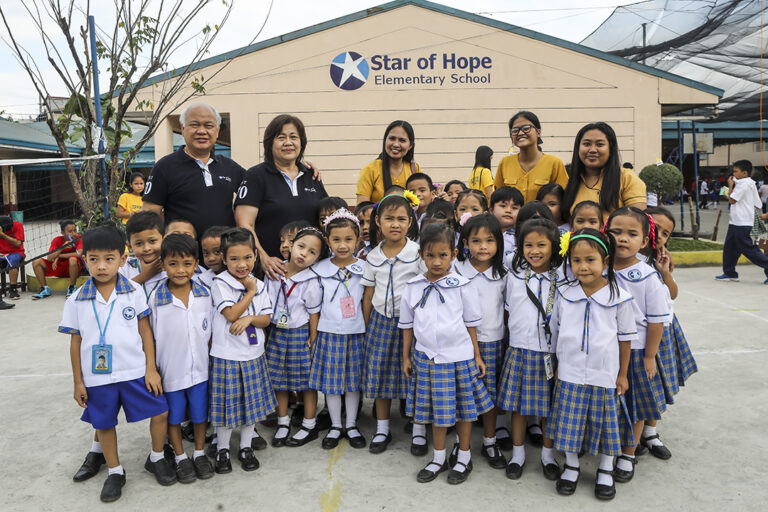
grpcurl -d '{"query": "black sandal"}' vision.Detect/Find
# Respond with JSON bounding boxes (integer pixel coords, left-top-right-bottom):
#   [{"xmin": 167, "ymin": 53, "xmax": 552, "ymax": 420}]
[
  {"xmin": 447, "ymin": 460, "xmax": 473, "ymax": 485},
  {"xmin": 417, "ymin": 461, "xmax": 448, "ymax": 483},
  {"xmin": 410, "ymin": 435, "xmax": 428, "ymax": 456},
  {"xmin": 556, "ymin": 464, "xmax": 580, "ymax": 495},
  {"xmin": 612, "ymin": 455, "xmax": 637, "ymax": 483},
  {"xmin": 322, "ymin": 426, "xmax": 343, "ymax": 450},
  {"xmin": 594, "ymin": 468, "xmax": 616, "ymax": 500},
  {"xmin": 344, "ymin": 426, "xmax": 366, "ymax": 449},
  {"xmin": 271, "ymin": 424, "xmax": 291, "ymax": 447},
  {"xmin": 481, "ymin": 444, "xmax": 507, "ymax": 469}
]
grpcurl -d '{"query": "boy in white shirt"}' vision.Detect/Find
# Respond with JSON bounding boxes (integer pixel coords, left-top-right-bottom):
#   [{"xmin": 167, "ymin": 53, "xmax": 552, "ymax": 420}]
[
  {"xmin": 59, "ymin": 224, "xmax": 175, "ymax": 502},
  {"xmin": 120, "ymin": 211, "xmax": 166, "ymax": 299}
]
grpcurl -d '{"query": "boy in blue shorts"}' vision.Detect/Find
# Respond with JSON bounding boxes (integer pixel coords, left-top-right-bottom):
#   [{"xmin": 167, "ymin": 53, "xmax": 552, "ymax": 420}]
[
  {"xmin": 148, "ymin": 234, "xmax": 215, "ymax": 483},
  {"xmin": 59, "ymin": 224, "xmax": 176, "ymax": 502}
]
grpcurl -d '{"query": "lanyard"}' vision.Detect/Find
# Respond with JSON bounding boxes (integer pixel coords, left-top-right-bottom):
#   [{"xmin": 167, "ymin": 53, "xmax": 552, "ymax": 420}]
[
  {"xmin": 525, "ymin": 268, "xmax": 556, "ymax": 347},
  {"xmin": 383, "ymin": 261, "xmax": 397, "ymax": 318},
  {"xmin": 91, "ymin": 299, "xmax": 116, "ymax": 345},
  {"xmin": 330, "ymin": 269, "xmax": 352, "ymax": 302},
  {"xmin": 143, "ymin": 280, "xmax": 161, "ymax": 300},
  {"xmin": 279, "ymin": 280, "xmax": 298, "ymax": 310}
]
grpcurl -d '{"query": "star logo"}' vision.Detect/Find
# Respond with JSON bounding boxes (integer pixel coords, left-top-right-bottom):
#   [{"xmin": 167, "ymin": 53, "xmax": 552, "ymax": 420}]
[{"xmin": 330, "ymin": 51, "xmax": 369, "ymax": 90}]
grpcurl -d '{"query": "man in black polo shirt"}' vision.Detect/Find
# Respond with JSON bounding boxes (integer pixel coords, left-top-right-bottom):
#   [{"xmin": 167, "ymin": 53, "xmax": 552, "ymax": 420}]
[{"xmin": 142, "ymin": 103, "xmax": 244, "ymax": 236}]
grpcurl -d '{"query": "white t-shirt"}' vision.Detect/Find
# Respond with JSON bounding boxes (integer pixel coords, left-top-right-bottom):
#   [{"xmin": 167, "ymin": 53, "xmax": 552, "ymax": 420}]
[
  {"xmin": 361, "ymin": 239, "xmax": 423, "ymax": 318},
  {"xmin": 730, "ymin": 177, "xmax": 762, "ymax": 226},
  {"xmin": 453, "ymin": 259, "xmax": 506, "ymax": 342}
]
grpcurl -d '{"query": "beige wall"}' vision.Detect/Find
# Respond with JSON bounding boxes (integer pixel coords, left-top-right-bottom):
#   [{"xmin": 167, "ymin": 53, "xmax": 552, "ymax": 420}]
[
  {"xmin": 141, "ymin": 4, "xmax": 717, "ymax": 203},
  {"xmin": 703, "ymin": 141, "xmax": 768, "ymax": 169}
]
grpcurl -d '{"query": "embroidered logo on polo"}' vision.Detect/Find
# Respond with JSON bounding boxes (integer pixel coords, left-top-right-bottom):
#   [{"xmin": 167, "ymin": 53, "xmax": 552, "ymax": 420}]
[
  {"xmin": 627, "ymin": 269, "xmax": 642, "ymax": 281},
  {"xmin": 349, "ymin": 264, "xmax": 363, "ymax": 273},
  {"xmin": 445, "ymin": 277, "xmax": 460, "ymax": 287},
  {"xmin": 122, "ymin": 307, "xmax": 136, "ymax": 320},
  {"xmin": 330, "ymin": 51, "xmax": 369, "ymax": 90},
  {"xmin": 202, "ymin": 318, "xmax": 208, "ymax": 331}
]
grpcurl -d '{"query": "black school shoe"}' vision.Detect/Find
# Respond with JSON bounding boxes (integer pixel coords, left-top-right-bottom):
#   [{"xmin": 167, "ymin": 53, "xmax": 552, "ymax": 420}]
[
  {"xmin": 251, "ymin": 428, "xmax": 268, "ymax": 451},
  {"xmin": 447, "ymin": 460, "xmax": 473, "ymax": 485},
  {"xmin": 410, "ymin": 435, "xmax": 429, "ymax": 457},
  {"xmin": 214, "ymin": 449, "xmax": 232, "ymax": 474},
  {"xmin": 556, "ymin": 465, "xmax": 580, "ymax": 496},
  {"xmin": 495, "ymin": 427, "xmax": 513, "ymax": 451},
  {"xmin": 526, "ymin": 423, "xmax": 544, "ymax": 447},
  {"xmin": 100, "ymin": 472, "xmax": 126, "ymax": 503},
  {"xmin": 73, "ymin": 451, "xmax": 106, "ymax": 482},
  {"xmin": 286, "ymin": 425, "xmax": 319, "ymax": 447},
  {"xmin": 193, "ymin": 455, "xmax": 214, "ymax": 480},
  {"xmin": 448, "ymin": 443, "xmax": 459, "ymax": 467},
  {"xmin": 163, "ymin": 443, "xmax": 175, "ymax": 463},
  {"xmin": 541, "ymin": 460, "xmax": 561, "ymax": 481},
  {"xmin": 144, "ymin": 455, "xmax": 177, "ymax": 486},
  {"xmin": 322, "ymin": 427, "xmax": 343, "ymax": 450},
  {"xmin": 238, "ymin": 447, "xmax": 260, "ymax": 471},
  {"xmin": 505, "ymin": 461, "xmax": 523, "ymax": 480},
  {"xmin": 316, "ymin": 408, "xmax": 331, "ymax": 431},
  {"xmin": 206, "ymin": 436, "xmax": 218, "ymax": 458},
  {"xmin": 481, "ymin": 444, "xmax": 507, "ymax": 469},
  {"xmin": 640, "ymin": 434, "xmax": 672, "ymax": 460},
  {"xmin": 417, "ymin": 461, "xmax": 449, "ymax": 483},
  {"xmin": 272, "ymin": 424, "xmax": 291, "ymax": 447},
  {"xmin": 174, "ymin": 458, "xmax": 197, "ymax": 484},
  {"xmin": 345, "ymin": 426, "xmax": 367, "ymax": 449},
  {"xmin": 594, "ymin": 468, "xmax": 616, "ymax": 500},
  {"xmin": 181, "ymin": 422, "xmax": 195, "ymax": 442},
  {"xmin": 368, "ymin": 432, "xmax": 392, "ymax": 454},
  {"xmin": 612, "ymin": 455, "xmax": 636, "ymax": 483}
]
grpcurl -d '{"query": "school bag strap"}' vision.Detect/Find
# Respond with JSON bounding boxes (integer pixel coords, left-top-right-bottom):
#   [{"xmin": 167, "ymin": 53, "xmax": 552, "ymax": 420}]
[{"xmin": 525, "ymin": 285, "xmax": 552, "ymax": 338}]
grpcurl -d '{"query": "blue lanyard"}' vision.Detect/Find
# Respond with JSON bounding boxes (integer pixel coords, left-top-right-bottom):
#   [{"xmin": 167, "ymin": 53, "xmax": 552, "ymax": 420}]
[{"xmin": 91, "ymin": 299, "xmax": 116, "ymax": 346}]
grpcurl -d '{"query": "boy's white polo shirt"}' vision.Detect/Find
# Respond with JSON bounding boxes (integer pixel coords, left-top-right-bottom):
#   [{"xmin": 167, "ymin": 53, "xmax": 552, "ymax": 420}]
[
  {"xmin": 148, "ymin": 279, "xmax": 213, "ymax": 393},
  {"xmin": 730, "ymin": 177, "xmax": 762, "ymax": 226},
  {"xmin": 58, "ymin": 274, "xmax": 150, "ymax": 388},
  {"xmin": 119, "ymin": 257, "xmax": 167, "ymax": 300},
  {"xmin": 264, "ymin": 267, "xmax": 322, "ymax": 328},
  {"xmin": 504, "ymin": 267, "xmax": 565, "ymax": 353},
  {"xmin": 196, "ymin": 267, "xmax": 217, "ymax": 290},
  {"xmin": 361, "ymin": 239, "xmax": 423, "ymax": 318},
  {"xmin": 210, "ymin": 271, "xmax": 272, "ymax": 361},
  {"xmin": 311, "ymin": 258, "xmax": 366, "ymax": 334},
  {"xmin": 453, "ymin": 259, "xmax": 506, "ymax": 343}
]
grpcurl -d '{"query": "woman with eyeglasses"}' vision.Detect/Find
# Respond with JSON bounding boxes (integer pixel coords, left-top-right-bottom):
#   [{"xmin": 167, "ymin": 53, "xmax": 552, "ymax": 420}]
[{"xmin": 493, "ymin": 111, "xmax": 568, "ymax": 203}]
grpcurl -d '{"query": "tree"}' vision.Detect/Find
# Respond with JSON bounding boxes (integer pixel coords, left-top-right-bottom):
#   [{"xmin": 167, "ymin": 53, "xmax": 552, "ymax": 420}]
[
  {"xmin": 639, "ymin": 162, "xmax": 684, "ymax": 202},
  {"xmin": 0, "ymin": 1, "xmax": 234, "ymax": 224}
]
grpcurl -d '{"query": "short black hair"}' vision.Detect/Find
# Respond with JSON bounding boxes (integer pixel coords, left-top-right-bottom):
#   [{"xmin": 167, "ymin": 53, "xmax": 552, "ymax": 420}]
[
  {"xmin": 220, "ymin": 227, "xmax": 256, "ymax": 258},
  {"xmin": 263, "ymin": 114, "xmax": 307, "ymax": 163},
  {"xmin": 425, "ymin": 198, "xmax": 457, "ymax": 230},
  {"xmin": 510, "ymin": 217, "xmax": 562, "ymax": 273},
  {"xmin": 82, "ymin": 224, "xmax": 126, "ymax": 255},
  {"xmin": 516, "ymin": 201, "xmax": 555, "ymax": 229},
  {"xmin": 280, "ymin": 220, "xmax": 311, "ymax": 237},
  {"xmin": 622, "ymin": 162, "xmax": 634, "ymax": 170},
  {"xmin": 59, "ymin": 219, "xmax": 76, "ymax": 232},
  {"xmin": 125, "ymin": 210, "xmax": 164, "ymax": 239},
  {"xmin": 318, "ymin": 196, "xmax": 348, "ymax": 213},
  {"xmin": 355, "ymin": 201, "xmax": 374, "ymax": 215},
  {"xmin": 383, "ymin": 184, "xmax": 405, "ymax": 196},
  {"xmin": 201, "ymin": 225, "xmax": 230, "ymax": 241},
  {"xmin": 444, "ymin": 179, "xmax": 468, "ymax": 193},
  {"xmin": 454, "ymin": 189, "xmax": 488, "ymax": 212},
  {"xmin": 490, "ymin": 186, "xmax": 524, "ymax": 208},
  {"xmin": 645, "ymin": 206, "xmax": 676, "ymax": 231},
  {"xmin": 419, "ymin": 222, "xmax": 455, "ymax": 252},
  {"xmin": 733, "ymin": 160, "xmax": 753, "ymax": 174},
  {"xmin": 0, "ymin": 216, "xmax": 12, "ymax": 232},
  {"xmin": 161, "ymin": 233, "xmax": 198, "ymax": 260},
  {"xmin": 129, "ymin": 171, "xmax": 145, "ymax": 184},
  {"xmin": 457, "ymin": 213, "xmax": 506, "ymax": 278},
  {"xmin": 536, "ymin": 183, "xmax": 564, "ymax": 202},
  {"xmin": 406, "ymin": 172, "xmax": 434, "ymax": 190},
  {"xmin": 370, "ymin": 194, "xmax": 419, "ymax": 245},
  {"xmin": 165, "ymin": 217, "xmax": 197, "ymax": 237},
  {"xmin": 570, "ymin": 200, "xmax": 603, "ymax": 226}
]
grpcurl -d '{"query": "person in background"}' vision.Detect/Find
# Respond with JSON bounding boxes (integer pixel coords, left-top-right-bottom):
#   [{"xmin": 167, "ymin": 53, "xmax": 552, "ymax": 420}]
[
  {"xmin": 117, "ymin": 172, "xmax": 146, "ymax": 224},
  {"xmin": 32, "ymin": 219, "xmax": 84, "ymax": 299},
  {"xmin": 442, "ymin": 180, "xmax": 468, "ymax": 204},
  {"xmin": 0, "ymin": 215, "xmax": 25, "ymax": 300},
  {"xmin": 468, "ymin": 145, "xmax": 494, "ymax": 203},
  {"xmin": 699, "ymin": 178, "xmax": 709, "ymax": 210}
]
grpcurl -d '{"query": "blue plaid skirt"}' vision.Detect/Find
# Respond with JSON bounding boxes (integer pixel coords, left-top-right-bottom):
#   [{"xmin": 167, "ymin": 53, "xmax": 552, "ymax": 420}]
[
  {"xmin": 266, "ymin": 324, "xmax": 312, "ymax": 391},
  {"xmin": 671, "ymin": 315, "xmax": 697, "ymax": 384},
  {"xmin": 309, "ymin": 331, "xmax": 365, "ymax": 395},
  {"xmin": 626, "ymin": 349, "xmax": 667, "ymax": 423},
  {"xmin": 478, "ymin": 340, "xmax": 506, "ymax": 404},
  {"xmin": 208, "ymin": 356, "xmax": 277, "ymax": 428},
  {"xmin": 406, "ymin": 350, "xmax": 493, "ymax": 427},
  {"xmin": 363, "ymin": 310, "xmax": 410, "ymax": 399},
  {"xmin": 496, "ymin": 347, "xmax": 553, "ymax": 417},
  {"xmin": 549, "ymin": 380, "xmax": 632, "ymax": 456},
  {"xmin": 658, "ymin": 327, "xmax": 679, "ymax": 404}
]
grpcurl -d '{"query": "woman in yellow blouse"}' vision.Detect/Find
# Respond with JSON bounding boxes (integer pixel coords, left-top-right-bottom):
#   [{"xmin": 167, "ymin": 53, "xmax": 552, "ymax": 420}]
[
  {"xmin": 468, "ymin": 145, "xmax": 494, "ymax": 203},
  {"xmin": 116, "ymin": 172, "xmax": 145, "ymax": 224},
  {"xmin": 356, "ymin": 120, "xmax": 420, "ymax": 204},
  {"xmin": 493, "ymin": 111, "xmax": 568, "ymax": 203},
  {"xmin": 561, "ymin": 122, "xmax": 646, "ymax": 219}
]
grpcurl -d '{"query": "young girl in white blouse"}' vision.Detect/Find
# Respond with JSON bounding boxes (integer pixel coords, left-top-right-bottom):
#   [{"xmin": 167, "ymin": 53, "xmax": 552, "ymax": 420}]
[
  {"xmin": 400, "ymin": 223, "xmax": 493, "ymax": 485},
  {"xmin": 209, "ymin": 228, "xmax": 276, "ymax": 474},
  {"xmin": 309, "ymin": 209, "xmax": 368, "ymax": 450},
  {"xmin": 264, "ymin": 226, "xmax": 326, "ymax": 448},
  {"xmin": 549, "ymin": 228, "xmax": 636, "ymax": 501},
  {"xmin": 497, "ymin": 217, "xmax": 564, "ymax": 481},
  {"xmin": 453, "ymin": 213, "xmax": 507, "ymax": 470},
  {"xmin": 361, "ymin": 193, "xmax": 423, "ymax": 455},
  {"xmin": 605, "ymin": 207, "xmax": 672, "ymax": 484}
]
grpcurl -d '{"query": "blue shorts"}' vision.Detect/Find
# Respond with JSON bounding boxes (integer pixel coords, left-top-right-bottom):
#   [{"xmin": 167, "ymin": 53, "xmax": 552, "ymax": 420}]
[
  {"xmin": 165, "ymin": 381, "xmax": 208, "ymax": 425},
  {"xmin": 1, "ymin": 253, "xmax": 23, "ymax": 269},
  {"xmin": 81, "ymin": 377, "xmax": 168, "ymax": 430}
]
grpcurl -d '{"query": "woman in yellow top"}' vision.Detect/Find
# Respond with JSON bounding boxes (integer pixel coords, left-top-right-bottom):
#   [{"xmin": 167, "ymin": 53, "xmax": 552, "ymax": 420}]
[
  {"xmin": 467, "ymin": 145, "xmax": 494, "ymax": 203},
  {"xmin": 116, "ymin": 172, "xmax": 145, "ymax": 224},
  {"xmin": 562, "ymin": 122, "xmax": 647, "ymax": 220},
  {"xmin": 493, "ymin": 111, "xmax": 568, "ymax": 203},
  {"xmin": 356, "ymin": 120, "xmax": 420, "ymax": 205}
]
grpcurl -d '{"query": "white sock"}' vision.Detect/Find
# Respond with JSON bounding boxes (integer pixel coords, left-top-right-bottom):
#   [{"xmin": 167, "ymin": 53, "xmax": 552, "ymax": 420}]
[
  {"xmin": 374, "ymin": 419, "xmax": 390, "ymax": 442},
  {"xmin": 561, "ymin": 452, "xmax": 579, "ymax": 482},
  {"xmin": 275, "ymin": 415, "xmax": 291, "ymax": 439},
  {"xmin": 193, "ymin": 450, "xmax": 205, "ymax": 459},
  {"xmin": 541, "ymin": 446, "xmax": 556, "ymax": 465},
  {"xmin": 427, "ymin": 448, "xmax": 446, "ymax": 470},
  {"xmin": 616, "ymin": 454, "xmax": 635, "ymax": 472},
  {"xmin": 597, "ymin": 454, "xmax": 614, "ymax": 486},
  {"xmin": 455, "ymin": 449, "xmax": 471, "ymax": 471},
  {"xmin": 91, "ymin": 441, "xmax": 103, "ymax": 454},
  {"xmin": 216, "ymin": 427, "xmax": 233, "ymax": 452},
  {"xmin": 240, "ymin": 424, "xmax": 255, "ymax": 450},
  {"xmin": 643, "ymin": 425, "xmax": 663, "ymax": 447},
  {"xmin": 327, "ymin": 394, "xmax": 343, "ymax": 428},
  {"xmin": 174, "ymin": 453, "xmax": 188, "ymax": 464},
  {"xmin": 483, "ymin": 436, "xmax": 496, "ymax": 447},
  {"xmin": 527, "ymin": 416, "xmax": 542, "ymax": 435},
  {"xmin": 108, "ymin": 465, "xmax": 124, "ymax": 476},
  {"xmin": 412, "ymin": 423, "xmax": 427, "ymax": 445},
  {"xmin": 496, "ymin": 414, "xmax": 509, "ymax": 436},
  {"xmin": 511, "ymin": 444, "xmax": 526, "ymax": 466},
  {"xmin": 149, "ymin": 450, "xmax": 164, "ymax": 463},
  {"xmin": 344, "ymin": 392, "xmax": 360, "ymax": 429}
]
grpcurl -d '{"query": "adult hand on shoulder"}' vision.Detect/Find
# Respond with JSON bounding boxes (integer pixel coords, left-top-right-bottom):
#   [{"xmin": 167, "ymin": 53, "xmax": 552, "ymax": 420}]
[
  {"xmin": 261, "ymin": 255, "xmax": 286, "ymax": 280},
  {"xmin": 302, "ymin": 160, "xmax": 322, "ymax": 181},
  {"xmin": 74, "ymin": 382, "xmax": 88, "ymax": 408}
]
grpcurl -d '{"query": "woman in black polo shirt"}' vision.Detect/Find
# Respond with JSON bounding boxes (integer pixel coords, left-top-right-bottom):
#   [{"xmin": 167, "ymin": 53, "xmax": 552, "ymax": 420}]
[{"xmin": 235, "ymin": 114, "xmax": 327, "ymax": 278}]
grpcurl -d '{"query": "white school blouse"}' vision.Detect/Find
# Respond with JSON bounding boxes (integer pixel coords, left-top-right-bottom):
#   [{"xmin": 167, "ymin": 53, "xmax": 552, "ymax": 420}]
[
  {"xmin": 311, "ymin": 258, "xmax": 366, "ymax": 334},
  {"xmin": 615, "ymin": 261, "xmax": 673, "ymax": 350},
  {"xmin": 452, "ymin": 259, "xmax": 506, "ymax": 342},
  {"xmin": 361, "ymin": 239, "xmax": 423, "ymax": 318},
  {"xmin": 58, "ymin": 274, "xmax": 150, "ymax": 387},
  {"xmin": 264, "ymin": 267, "xmax": 322, "ymax": 328},
  {"xmin": 552, "ymin": 283, "xmax": 637, "ymax": 389},
  {"xmin": 502, "ymin": 228, "xmax": 516, "ymax": 268},
  {"xmin": 196, "ymin": 268, "xmax": 217, "ymax": 291},
  {"xmin": 210, "ymin": 271, "xmax": 272, "ymax": 361},
  {"xmin": 148, "ymin": 279, "xmax": 213, "ymax": 393},
  {"xmin": 505, "ymin": 267, "xmax": 565, "ymax": 353},
  {"xmin": 398, "ymin": 273, "xmax": 482, "ymax": 363}
]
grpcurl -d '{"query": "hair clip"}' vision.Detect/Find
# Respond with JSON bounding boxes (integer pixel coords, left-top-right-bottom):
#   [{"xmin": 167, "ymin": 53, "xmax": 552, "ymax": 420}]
[
  {"xmin": 646, "ymin": 213, "xmax": 657, "ymax": 249},
  {"xmin": 294, "ymin": 226, "xmax": 325, "ymax": 239},
  {"xmin": 558, "ymin": 231, "xmax": 571, "ymax": 257},
  {"xmin": 459, "ymin": 212, "xmax": 472, "ymax": 227},
  {"xmin": 403, "ymin": 190, "xmax": 420, "ymax": 208},
  {"xmin": 323, "ymin": 208, "xmax": 360, "ymax": 228}
]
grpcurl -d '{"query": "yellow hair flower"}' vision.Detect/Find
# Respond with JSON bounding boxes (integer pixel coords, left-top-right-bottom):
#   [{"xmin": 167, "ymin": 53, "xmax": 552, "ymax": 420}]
[
  {"xmin": 558, "ymin": 231, "xmax": 571, "ymax": 258},
  {"xmin": 403, "ymin": 190, "xmax": 420, "ymax": 208}
]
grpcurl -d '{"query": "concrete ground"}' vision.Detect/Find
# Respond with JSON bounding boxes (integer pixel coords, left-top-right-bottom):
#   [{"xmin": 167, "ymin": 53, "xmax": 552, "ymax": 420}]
[{"xmin": 1, "ymin": 266, "xmax": 766, "ymax": 511}]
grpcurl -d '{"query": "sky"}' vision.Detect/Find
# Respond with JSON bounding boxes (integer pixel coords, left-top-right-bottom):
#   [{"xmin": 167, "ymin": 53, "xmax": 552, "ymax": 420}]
[{"xmin": 0, "ymin": 0, "xmax": 639, "ymax": 119}]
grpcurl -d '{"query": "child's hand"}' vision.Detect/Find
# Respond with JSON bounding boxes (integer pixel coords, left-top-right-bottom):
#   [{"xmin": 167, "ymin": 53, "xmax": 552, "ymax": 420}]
[
  {"xmin": 243, "ymin": 275, "xmax": 257, "ymax": 293},
  {"xmin": 403, "ymin": 359, "xmax": 413, "ymax": 378},
  {"xmin": 230, "ymin": 316, "xmax": 251, "ymax": 335},
  {"xmin": 307, "ymin": 334, "xmax": 316, "ymax": 348},
  {"xmin": 145, "ymin": 369, "xmax": 163, "ymax": 397},
  {"xmin": 73, "ymin": 382, "xmax": 88, "ymax": 408},
  {"xmin": 655, "ymin": 247, "xmax": 671, "ymax": 274},
  {"xmin": 140, "ymin": 258, "xmax": 162, "ymax": 279},
  {"xmin": 616, "ymin": 375, "xmax": 628, "ymax": 395},
  {"xmin": 643, "ymin": 355, "xmax": 657, "ymax": 380},
  {"xmin": 51, "ymin": 259, "xmax": 59, "ymax": 271},
  {"xmin": 475, "ymin": 355, "xmax": 486, "ymax": 378}
]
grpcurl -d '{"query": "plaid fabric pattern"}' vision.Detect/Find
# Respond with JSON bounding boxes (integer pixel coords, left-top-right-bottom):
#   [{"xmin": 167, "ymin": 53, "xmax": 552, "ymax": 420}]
[
  {"xmin": 549, "ymin": 380, "xmax": 623, "ymax": 456},
  {"xmin": 496, "ymin": 347, "xmax": 553, "ymax": 417},
  {"xmin": 478, "ymin": 340, "xmax": 506, "ymax": 403},
  {"xmin": 266, "ymin": 325, "xmax": 312, "ymax": 391},
  {"xmin": 406, "ymin": 350, "xmax": 493, "ymax": 427},
  {"xmin": 658, "ymin": 326, "xmax": 679, "ymax": 404},
  {"xmin": 309, "ymin": 332, "xmax": 365, "ymax": 394},
  {"xmin": 671, "ymin": 315, "xmax": 697, "ymax": 384},
  {"xmin": 363, "ymin": 310, "xmax": 410, "ymax": 399},
  {"xmin": 625, "ymin": 349, "xmax": 667, "ymax": 423},
  {"xmin": 208, "ymin": 356, "xmax": 276, "ymax": 428}
]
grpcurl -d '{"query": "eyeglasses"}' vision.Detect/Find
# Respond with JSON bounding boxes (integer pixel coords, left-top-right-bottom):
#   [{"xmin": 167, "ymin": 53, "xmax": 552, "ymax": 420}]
[{"xmin": 510, "ymin": 124, "xmax": 534, "ymax": 136}]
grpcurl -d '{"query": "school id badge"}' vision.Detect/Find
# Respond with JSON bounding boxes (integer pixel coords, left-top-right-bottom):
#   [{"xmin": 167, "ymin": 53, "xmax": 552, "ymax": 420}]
[
  {"xmin": 245, "ymin": 325, "xmax": 259, "ymax": 345},
  {"xmin": 276, "ymin": 309, "xmax": 290, "ymax": 329},
  {"xmin": 92, "ymin": 343, "xmax": 112, "ymax": 374},
  {"xmin": 340, "ymin": 296, "xmax": 356, "ymax": 319},
  {"xmin": 543, "ymin": 353, "xmax": 554, "ymax": 380}
]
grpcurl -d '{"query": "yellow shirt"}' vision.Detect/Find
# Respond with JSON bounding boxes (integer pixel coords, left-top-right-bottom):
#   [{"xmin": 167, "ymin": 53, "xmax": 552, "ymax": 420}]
[
  {"xmin": 356, "ymin": 160, "xmax": 421, "ymax": 203},
  {"xmin": 117, "ymin": 192, "xmax": 143, "ymax": 224},
  {"xmin": 570, "ymin": 167, "xmax": 647, "ymax": 220},
  {"xmin": 493, "ymin": 153, "xmax": 568, "ymax": 203},
  {"xmin": 468, "ymin": 167, "xmax": 494, "ymax": 202}
]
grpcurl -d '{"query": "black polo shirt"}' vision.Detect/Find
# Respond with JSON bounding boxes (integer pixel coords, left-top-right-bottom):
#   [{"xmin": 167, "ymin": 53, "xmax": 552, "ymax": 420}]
[
  {"xmin": 234, "ymin": 161, "xmax": 327, "ymax": 258},
  {"xmin": 143, "ymin": 146, "xmax": 245, "ymax": 237}
]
